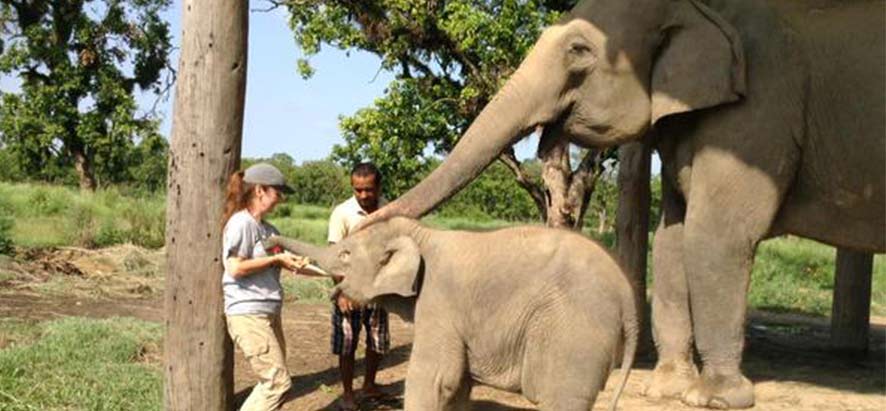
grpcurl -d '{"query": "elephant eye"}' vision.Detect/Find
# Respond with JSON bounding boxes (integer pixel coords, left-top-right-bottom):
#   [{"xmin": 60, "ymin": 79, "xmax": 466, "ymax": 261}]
[
  {"xmin": 338, "ymin": 250, "xmax": 350, "ymax": 262},
  {"xmin": 568, "ymin": 41, "xmax": 592, "ymax": 55},
  {"xmin": 379, "ymin": 250, "xmax": 394, "ymax": 266},
  {"xmin": 566, "ymin": 39, "xmax": 596, "ymax": 73}
]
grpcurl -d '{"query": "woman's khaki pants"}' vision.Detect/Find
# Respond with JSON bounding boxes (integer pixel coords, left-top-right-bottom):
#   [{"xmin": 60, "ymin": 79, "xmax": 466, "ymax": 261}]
[{"xmin": 227, "ymin": 314, "xmax": 292, "ymax": 411}]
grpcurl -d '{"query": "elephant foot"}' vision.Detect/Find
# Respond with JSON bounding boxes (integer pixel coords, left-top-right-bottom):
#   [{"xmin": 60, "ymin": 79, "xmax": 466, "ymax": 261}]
[
  {"xmin": 681, "ymin": 370, "xmax": 754, "ymax": 409},
  {"xmin": 644, "ymin": 358, "xmax": 699, "ymax": 399}
]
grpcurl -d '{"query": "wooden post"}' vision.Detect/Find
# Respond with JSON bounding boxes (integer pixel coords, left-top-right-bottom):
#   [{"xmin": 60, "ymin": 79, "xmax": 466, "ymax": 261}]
[
  {"xmin": 830, "ymin": 248, "xmax": 873, "ymax": 356},
  {"xmin": 164, "ymin": 0, "xmax": 248, "ymax": 409},
  {"xmin": 616, "ymin": 138, "xmax": 652, "ymax": 354}
]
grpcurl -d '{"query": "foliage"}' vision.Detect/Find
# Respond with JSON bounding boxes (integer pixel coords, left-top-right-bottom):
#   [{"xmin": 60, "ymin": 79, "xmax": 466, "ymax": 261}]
[
  {"xmin": 0, "ymin": 317, "xmax": 162, "ymax": 411},
  {"xmin": 436, "ymin": 160, "xmax": 540, "ymax": 221},
  {"xmin": 0, "ymin": 196, "xmax": 13, "ymax": 254},
  {"xmin": 583, "ymin": 170, "xmax": 618, "ymax": 233},
  {"xmin": 244, "ymin": 155, "xmax": 351, "ymax": 207},
  {"xmin": 0, "ymin": 0, "xmax": 173, "ymax": 191},
  {"xmin": 290, "ymin": 159, "xmax": 351, "ymax": 207},
  {"xmin": 332, "ymin": 79, "xmax": 461, "ymax": 198},
  {"xmin": 287, "ymin": 0, "xmax": 577, "ymax": 210},
  {"xmin": 0, "ymin": 148, "xmax": 26, "ymax": 182}
]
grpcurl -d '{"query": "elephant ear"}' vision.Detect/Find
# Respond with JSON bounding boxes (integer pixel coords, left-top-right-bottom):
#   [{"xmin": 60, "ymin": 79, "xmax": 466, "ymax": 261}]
[
  {"xmin": 366, "ymin": 236, "xmax": 421, "ymax": 300},
  {"xmin": 651, "ymin": 0, "xmax": 746, "ymax": 124}
]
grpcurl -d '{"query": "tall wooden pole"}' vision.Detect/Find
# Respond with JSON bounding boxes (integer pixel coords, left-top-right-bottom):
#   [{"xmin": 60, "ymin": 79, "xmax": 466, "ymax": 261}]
[
  {"xmin": 616, "ymin": 138, "xmax": 652, "ymax": 354},
  {"xmin": 164, "ymin": 0, "xmax": 248, "ymax": 409},
  {"xmin": 830, "ymin": 248, "xmax": 873, "ymax": 356}
]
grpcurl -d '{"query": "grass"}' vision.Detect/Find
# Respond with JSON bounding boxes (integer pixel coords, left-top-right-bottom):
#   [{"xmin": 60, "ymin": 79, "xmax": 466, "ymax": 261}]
[
  {"xmin": 0, "ymin": 183, "xmax": 165, "ymax": 249},
  {"xmin": 0, "ymin": 317, "xmax": 162, "ymax": 411},
  {"xmin": 749, "ymin": 237, "xmax": 886, "ymax": 317},
  {"xmin": 282, "ymin": 276, "xmax": 336, "ymax": 304}
]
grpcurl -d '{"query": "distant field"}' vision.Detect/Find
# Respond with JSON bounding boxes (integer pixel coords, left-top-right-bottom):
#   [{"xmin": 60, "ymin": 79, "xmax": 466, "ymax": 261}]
[{"xmin": 1, "ymin": 182, "xmax": 884, "ymax": 316}]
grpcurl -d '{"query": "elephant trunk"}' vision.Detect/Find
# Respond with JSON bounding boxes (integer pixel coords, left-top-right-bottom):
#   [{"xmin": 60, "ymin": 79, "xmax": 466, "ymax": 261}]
[
  {"xmin": 367, "ymin": 73, "xmax": 543, "ymax": 224},
  {"xmin": 264, "ymin": 236, "xmax": 337, "ymax": 274}
]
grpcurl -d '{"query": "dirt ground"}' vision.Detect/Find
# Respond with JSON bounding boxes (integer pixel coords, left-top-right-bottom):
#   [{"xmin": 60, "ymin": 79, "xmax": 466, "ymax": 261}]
[{"xmin": 1, "ymin": 247, "xmax": 884, "ymax": 411}]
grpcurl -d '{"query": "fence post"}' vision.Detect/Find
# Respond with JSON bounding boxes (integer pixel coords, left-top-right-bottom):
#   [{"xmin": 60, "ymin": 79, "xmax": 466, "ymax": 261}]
[{"xmin": 830, "ymin": 248, "xmax": 873, "ymax": 356}]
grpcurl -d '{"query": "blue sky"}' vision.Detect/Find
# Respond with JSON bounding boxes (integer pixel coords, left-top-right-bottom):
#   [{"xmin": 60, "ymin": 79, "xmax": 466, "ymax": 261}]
[{"xmin": 157, "ymin": 3, "xmax": 394, "ymax": 162}]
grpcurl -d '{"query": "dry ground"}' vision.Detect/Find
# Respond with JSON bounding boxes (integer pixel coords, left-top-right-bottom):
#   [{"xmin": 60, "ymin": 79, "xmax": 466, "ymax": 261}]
[{"xmin": 0, "ymin": 247, "xmax": 884, "ymax": 410}]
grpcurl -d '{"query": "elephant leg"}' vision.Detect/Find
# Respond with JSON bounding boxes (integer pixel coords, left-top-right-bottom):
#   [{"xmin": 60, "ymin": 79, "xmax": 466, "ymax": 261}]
[
  {"xmin": 646, "ymin": 176, "xmax": 699, "ymax": 399},
  {"xmin": 403, "ymin": 326, "xmax": 467, "ymax": 411},
  {"xmin": 679, "ymin": 149, "xmax": 790, "ymax": 409},
  {"xmin": 442, "ymin": 377, "xmax": 472, "ymax": 411}
]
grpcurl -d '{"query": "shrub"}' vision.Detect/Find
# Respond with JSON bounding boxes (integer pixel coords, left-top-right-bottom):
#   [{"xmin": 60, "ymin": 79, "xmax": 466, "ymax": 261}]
[
  {"xmin": 64, "ymin": 202, "xmax": 101, "ymax": 248},
  {"xmin": 0, "ymin": 196, "xmax": 12, "ymax": 254},
  {"xmin": 289, "ymin": 160, "xmax": 351, "ymax": 207},
  {"xmin": 119, "ymin": 198, "xmax": 165, "ymax": 248},
  {"xmin": 437, "ymin": 161, "xmax": 539, "ymax": 221},
  {"xmin": 0, "ymin": 217, "xmax": 13, "ymax": 255}
]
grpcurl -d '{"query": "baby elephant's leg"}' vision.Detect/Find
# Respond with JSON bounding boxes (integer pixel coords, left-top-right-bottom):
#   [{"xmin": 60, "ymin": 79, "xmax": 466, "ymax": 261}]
[
  {"xmin": 530, "ymin": 327, "xmax": 612, "ymax": 411},
  {"xmin": 404, "ymin": 326, "xmax": 467, "ymax": 411},
  {"xmin": 442, "ymin": 378, "xmax": 472, "ymax": 411}
]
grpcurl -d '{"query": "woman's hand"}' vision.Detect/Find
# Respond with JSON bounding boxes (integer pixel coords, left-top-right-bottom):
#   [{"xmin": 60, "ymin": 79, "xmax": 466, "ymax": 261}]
[{"xmin": 276, "ymin": 253, "xmax": 309, "ymax": 271}]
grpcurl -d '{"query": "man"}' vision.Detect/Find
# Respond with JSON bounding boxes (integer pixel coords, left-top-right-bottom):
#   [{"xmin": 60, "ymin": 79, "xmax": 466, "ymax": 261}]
[{"xmin": 327, "ymin": 162, "xmax": 391, "ymax": 411}]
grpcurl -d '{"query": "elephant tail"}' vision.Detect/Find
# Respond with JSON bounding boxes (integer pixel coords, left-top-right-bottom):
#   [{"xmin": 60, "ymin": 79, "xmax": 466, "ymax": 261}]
[{"xmin": 609, "ymin": 284, "xmax": 638, "ymax": 411}]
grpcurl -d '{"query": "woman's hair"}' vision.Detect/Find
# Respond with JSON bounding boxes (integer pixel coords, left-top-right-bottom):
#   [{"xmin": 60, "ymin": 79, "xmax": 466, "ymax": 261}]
[{"xmin": 222, "ymin": 170, "xmax": 256, "ymax": 227}]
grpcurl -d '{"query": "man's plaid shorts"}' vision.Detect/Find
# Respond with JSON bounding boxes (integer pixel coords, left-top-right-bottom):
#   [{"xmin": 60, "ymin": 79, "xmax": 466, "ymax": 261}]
[{"xmin": 331, "ymin": 304, "xmax": 390, "ymax": 355}]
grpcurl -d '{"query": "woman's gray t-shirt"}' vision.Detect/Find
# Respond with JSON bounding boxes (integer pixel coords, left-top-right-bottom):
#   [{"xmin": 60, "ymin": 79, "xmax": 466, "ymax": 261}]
[{"xmin": 221, "ymin": 210, "xmax": 283, "ymax": 315}]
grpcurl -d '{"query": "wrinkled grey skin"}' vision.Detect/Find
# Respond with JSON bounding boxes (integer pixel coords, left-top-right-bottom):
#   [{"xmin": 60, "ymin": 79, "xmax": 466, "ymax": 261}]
[
  {"xmin": 266, "ymin": 217, "xmax": 638, "ymax": 411},
  {"xmin": 359, "ymin": 0, "xmax": 885, "ymax": 408}
]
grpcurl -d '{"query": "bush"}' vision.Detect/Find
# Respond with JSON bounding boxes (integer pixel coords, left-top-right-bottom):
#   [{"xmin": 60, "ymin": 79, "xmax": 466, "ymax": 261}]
[
  {"xmin": 0, "ymin": 217, "xmax": 13, "ymax": 255},
  {"xmin": 0, "ymin": 195, "xmax": 12, "ymax": 254},
  {"xmin": 437, "ymin": 161, "xmax": 540, "ymax": 221},
  {"xmin": 119, "ymin": 197, "xmax": 165, "ymax": 248},
  {"xmin": 64, "ymin": 201, "xmax": 102, "ymax": 248},
  {"xmin": 289, "ymin": 160, "xmax": 351, "ymax": 207}
]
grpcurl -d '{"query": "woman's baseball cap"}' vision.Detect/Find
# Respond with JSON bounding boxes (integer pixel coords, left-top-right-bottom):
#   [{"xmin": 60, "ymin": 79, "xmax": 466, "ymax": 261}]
[{"xmin": 243, "ymin": 163, "xmax": 294, "ymax": 194}]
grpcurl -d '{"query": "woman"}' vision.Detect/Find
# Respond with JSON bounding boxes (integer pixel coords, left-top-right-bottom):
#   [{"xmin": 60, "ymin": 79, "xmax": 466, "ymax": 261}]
[{"xmin": 221, "ymin": 162, "xmax": 310, "ymax": 411}]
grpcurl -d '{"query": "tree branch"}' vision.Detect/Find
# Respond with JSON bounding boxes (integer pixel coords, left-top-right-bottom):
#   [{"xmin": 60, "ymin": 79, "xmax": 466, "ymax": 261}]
[
  {"xmin": 499, "ymin": 148, "xmax": 546, "ymax": 215},
  {"xmin": 252, "ymin": 0, "xmax": 292, "ymax": 13}
]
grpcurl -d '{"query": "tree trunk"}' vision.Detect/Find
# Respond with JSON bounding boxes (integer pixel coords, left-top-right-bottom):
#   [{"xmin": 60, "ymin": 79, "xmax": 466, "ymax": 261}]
[
  {"xmin": 71, "ymin": 146, "xmax": 96, "ymax": 191},
  {"xmin": 536, "ymin": 127, "xmax": 603, "ymax": 230},
  {"xmin": 616, "ymin": 139, "xmax": 652, "ymax": 354},
  {"xmin": 164, "ymin": 0, "xmax": 247, "ymax": 409},
  {"xmin": 541, "ymin": 137, "xmax": 576, "ymax": 228},
  {"xmin": 830, "ymin": 248, "xmax": 873, "ymax": 357}
]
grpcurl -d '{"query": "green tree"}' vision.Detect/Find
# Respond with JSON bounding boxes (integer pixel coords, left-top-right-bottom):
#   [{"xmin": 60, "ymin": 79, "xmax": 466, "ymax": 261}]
[
  {"xmin": 289, "ymin": 159, "xmax": 350, "ymax": 207},
  {"xmin": 284, "ymin": 0, "xmax": 613, "ymax": 228},
  {"xmin": 438, "ymin": 159, "xmax": 541, "ymax": 221},
  {"xmin": 0, "ymin": 0, "xmax": 172, "ymax": 191},
  {"xmin": 242, "ymin": 155, "xmax": 351, "ymax": 207}
]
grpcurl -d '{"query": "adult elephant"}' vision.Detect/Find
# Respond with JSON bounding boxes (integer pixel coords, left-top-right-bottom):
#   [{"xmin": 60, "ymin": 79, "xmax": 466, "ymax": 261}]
[{"xmin": 362, "ymin": 0, "xmax": 885, "ymax": 408}]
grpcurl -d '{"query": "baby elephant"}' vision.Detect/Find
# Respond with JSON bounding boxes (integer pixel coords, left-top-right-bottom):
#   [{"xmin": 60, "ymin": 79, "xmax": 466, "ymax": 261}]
[{"xmin": 266, "ymin": 217, "xmax": 637, "ymax": 411}]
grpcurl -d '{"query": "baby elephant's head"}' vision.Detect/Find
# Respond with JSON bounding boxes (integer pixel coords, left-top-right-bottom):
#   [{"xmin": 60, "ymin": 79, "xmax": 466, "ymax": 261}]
[{"xmin": 265, "ymin": 218, "xmax": 423, "ymax": 304}]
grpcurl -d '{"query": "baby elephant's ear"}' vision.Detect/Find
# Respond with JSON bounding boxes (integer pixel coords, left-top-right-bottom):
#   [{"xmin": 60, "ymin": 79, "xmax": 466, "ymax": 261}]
[{"xmin": 368, "ymin": 236, "xmax": 421, "ymax": 299}]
